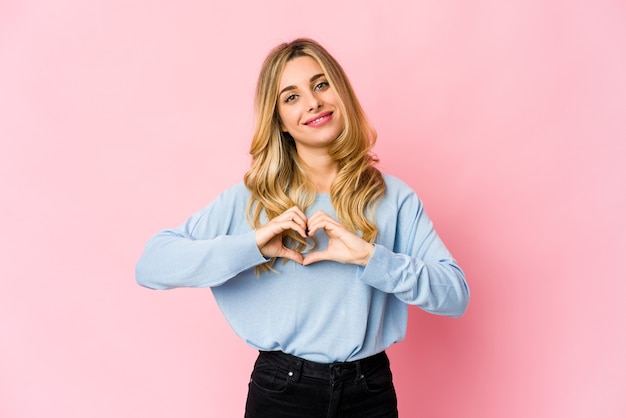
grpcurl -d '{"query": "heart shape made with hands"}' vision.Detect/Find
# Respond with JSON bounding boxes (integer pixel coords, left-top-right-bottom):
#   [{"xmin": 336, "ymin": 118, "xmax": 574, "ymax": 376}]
[{"xmin": 256, "ymin": 209, "xmax": 374, "ymax": 267}]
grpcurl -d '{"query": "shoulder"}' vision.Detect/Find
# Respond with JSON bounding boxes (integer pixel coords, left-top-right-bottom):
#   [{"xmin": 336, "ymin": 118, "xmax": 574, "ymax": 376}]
[
  {"xmin": 224, "ymin": 181, "xmax": 250, "ymax": 196},
  {"xmin": 194, "ymin": 181, "xmax": 250, "ymax": 218},
  {"xmin": 381, "ymin": 174, "xmax": 420, "ymax": 202},
  {"xmin": 213, "ymin": 181, "xmax": 251, "ymax": 203},
  {"xmin": 376, "ymin": 174, "xmax": 425, "ymax": 220},
  {"xmin": 184, "ymin": 181, "xmax": 252, "ymax": 237}
]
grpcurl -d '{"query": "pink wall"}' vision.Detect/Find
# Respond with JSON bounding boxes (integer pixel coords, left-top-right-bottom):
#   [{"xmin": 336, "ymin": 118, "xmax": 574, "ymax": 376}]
[{"xmin": 1, "ymin": 0, "xmax": 624, "ymax": 417}]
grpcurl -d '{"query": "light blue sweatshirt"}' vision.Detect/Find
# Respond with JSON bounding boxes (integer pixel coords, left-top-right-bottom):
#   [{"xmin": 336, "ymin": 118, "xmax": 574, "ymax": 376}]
[{"xmin": 136, "ymin": 175, "xmax": 469, "ymax": 363}]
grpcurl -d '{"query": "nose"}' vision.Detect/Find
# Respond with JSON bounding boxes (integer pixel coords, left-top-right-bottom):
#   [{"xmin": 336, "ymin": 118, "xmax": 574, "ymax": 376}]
[{"xmin": 307, "ymin": 92, "xmax": 322, "ymax": 112}]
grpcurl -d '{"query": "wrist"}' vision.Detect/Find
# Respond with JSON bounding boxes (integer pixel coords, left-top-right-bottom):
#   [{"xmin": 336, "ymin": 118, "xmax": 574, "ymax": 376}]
[{"xmin": 357, "ymin": 243, "xmax": 375, "ymax": 267}]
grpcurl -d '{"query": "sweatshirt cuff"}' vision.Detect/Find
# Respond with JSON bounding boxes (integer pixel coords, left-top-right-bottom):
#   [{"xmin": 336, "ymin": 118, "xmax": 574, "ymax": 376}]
[
  {"xmin": 359, "ymin": 244, "xmax": 403, "ymax": 293},
  {"xmin": 229, "ymin": 230, "xmax": 269, "ymax": 270}
]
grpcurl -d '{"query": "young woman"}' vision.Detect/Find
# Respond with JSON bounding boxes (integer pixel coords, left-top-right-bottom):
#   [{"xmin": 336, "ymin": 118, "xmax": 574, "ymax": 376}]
[{"xmin": 136, "ymin": 38, "xmax": 470, "ymax": 418}]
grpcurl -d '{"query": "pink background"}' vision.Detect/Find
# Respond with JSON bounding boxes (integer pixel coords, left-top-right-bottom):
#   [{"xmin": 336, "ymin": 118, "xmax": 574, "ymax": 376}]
[{"xmin": 1, "ymin": 0, "xmax": 625, "ymax": 417}]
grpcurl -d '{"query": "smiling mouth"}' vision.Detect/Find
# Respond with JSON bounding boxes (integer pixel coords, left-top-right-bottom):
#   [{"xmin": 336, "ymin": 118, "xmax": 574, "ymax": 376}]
[{"xmin": 304, "ymin": 112, "xmax": 332, "ymax": 126}]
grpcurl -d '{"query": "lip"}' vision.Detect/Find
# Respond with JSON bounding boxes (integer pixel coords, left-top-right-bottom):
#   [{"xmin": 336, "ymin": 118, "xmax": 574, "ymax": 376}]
[{"xmin": 303, "ymin": 111, "xmax": 333, "ymax": 127}]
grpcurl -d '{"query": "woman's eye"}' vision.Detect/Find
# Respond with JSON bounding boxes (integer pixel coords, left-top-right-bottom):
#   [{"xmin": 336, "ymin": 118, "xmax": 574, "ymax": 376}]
[
  {"xmin": 284, "ymin": 94, "xmax": 298, "ymax": 103},
  {"xmin": 314, "ymin": 81, "xmax": 329, "ymax": 91}
]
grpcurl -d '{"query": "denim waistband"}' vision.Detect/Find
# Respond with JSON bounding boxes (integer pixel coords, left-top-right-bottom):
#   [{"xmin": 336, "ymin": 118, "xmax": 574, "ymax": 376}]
[{"xmin": 256, "ymin": 350, "xmax": 389, "ymax": 383}]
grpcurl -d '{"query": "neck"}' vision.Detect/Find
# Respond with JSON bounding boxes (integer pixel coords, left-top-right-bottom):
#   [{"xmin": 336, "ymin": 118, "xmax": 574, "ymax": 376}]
[
  {"xmin": 308, "ymin": 168, "xmax": 336, "ymax": 194},
  {"xmin": 298, "ymin": 150, "xmax": 337, "ymax": 194}
]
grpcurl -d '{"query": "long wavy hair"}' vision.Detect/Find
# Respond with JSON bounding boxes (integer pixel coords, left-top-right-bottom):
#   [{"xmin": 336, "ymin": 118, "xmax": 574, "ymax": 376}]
[{"xmin": 244, "ymin": 38, "xmax": 386, "ymax": 271}]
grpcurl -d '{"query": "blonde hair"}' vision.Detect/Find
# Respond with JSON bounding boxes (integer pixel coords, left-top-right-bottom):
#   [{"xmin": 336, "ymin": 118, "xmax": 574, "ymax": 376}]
[{"xmin": 244, "ymin": 38, "xmax": 386, "ymax": 271}]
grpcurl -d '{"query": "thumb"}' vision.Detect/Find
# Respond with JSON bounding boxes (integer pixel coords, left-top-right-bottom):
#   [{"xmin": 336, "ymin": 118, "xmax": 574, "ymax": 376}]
[
  {"xmin": 302, "ymin": 250, "xmax": 329, "ymax": 266},
  {"xmin": 280, "ymin": 248, "xmax": 305, "ymax": 265}
]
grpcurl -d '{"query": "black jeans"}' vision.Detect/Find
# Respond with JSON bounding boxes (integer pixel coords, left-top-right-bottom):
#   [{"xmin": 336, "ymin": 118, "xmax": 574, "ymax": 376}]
[{"xmin": 244, "ymin": 351, "xmax": 398, "ymax": 418}]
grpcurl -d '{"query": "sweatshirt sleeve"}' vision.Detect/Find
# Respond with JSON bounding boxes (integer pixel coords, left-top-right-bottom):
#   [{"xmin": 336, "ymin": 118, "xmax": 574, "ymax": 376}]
[
  {"xmin": 135, "ymin": 184, "xmax": 268, "ymax": 290},
  {"xmin": 358, "ymin": 182, "xmax": 470, "ymax": 317}
]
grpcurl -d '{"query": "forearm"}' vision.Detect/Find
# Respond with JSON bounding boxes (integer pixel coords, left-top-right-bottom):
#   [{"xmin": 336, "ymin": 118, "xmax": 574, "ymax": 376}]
[
  {"xmin": 359, "ymin": 244, "xmax": 469, "ymax": 317},
  {"xmin": 135, "ymin": 230, "xmax": 267, "ymax": 289}
]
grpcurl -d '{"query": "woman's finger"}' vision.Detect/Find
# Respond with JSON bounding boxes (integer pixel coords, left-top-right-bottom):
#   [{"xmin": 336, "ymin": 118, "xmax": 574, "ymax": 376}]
[
  {"xmin": 279, "ymin": 247, "xmax": 305, "ymax": 265},
  {"xmin": 281, "ymin": 206, "xmax": 308, "ymax": 236},
  {"xmin": 256, "ymin": 206, "xmax": 309, "ymax": 250},
  {"xmin": 307, "ymin": 217, "xmax": 341, "ymax": 237}
]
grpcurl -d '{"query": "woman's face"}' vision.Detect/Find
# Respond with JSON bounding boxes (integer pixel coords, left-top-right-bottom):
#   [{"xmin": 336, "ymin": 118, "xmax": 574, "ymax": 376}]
[{"xmin": 276, "ymin": 56, "xmax": 344, "ymax": 155}]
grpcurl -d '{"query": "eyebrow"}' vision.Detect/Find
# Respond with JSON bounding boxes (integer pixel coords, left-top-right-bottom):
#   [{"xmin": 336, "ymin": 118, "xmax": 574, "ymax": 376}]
[{"xmin": 279, "ymin": 73, "xmax": 326, "ymax": 96}]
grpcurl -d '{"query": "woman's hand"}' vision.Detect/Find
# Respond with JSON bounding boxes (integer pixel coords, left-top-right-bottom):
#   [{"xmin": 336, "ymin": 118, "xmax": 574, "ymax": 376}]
[
  {"xmin": 302, "ymin": 210, "xmax": 374, "ymax": 266},
  {"xmin": 255, "ymin": 206, "xmax": 308, "ymax": 264}
]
